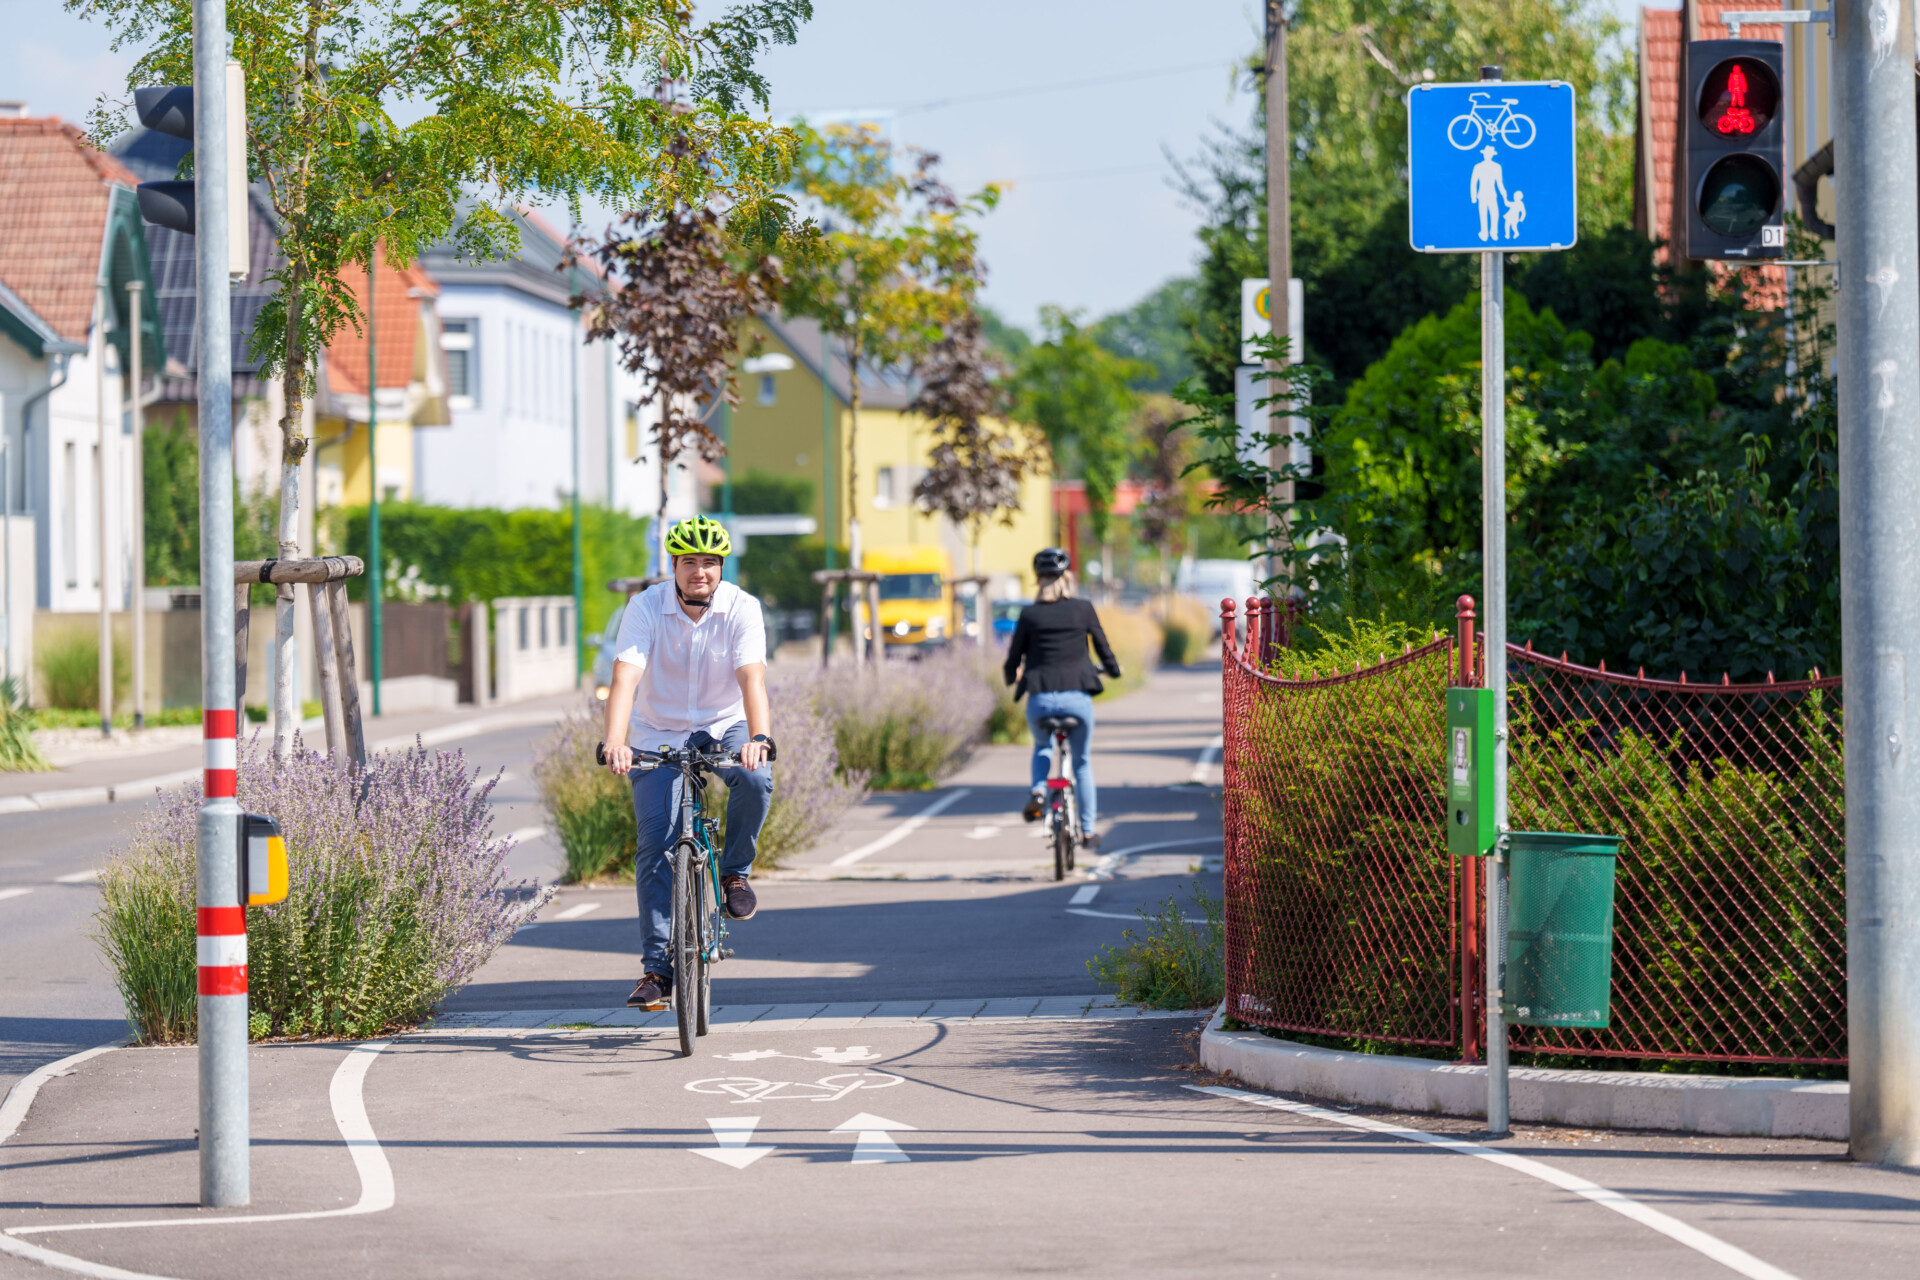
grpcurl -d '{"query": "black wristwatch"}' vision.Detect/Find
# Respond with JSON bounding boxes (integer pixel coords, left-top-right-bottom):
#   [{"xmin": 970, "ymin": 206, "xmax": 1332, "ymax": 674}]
[{"xmin": 751, "ymin": 733, "xmax": 778, "ymax": 763}]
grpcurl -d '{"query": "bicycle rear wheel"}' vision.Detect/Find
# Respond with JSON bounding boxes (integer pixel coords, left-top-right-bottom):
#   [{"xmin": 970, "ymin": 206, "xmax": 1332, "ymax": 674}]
[
  {"xmin": 695, "ymin": 861, "xmax": 714, "ymax": 1035},
  {"xmin": 672, "ymin": 840, "xmax": 701, "ymax": 1057},
  {"xmin": 1065, "ymin": 790, "xmax": 1078, "ymax": 872},
  {"xmin": 1051, "ymin": 800, "xmax": 1069, "ymax": 881}
]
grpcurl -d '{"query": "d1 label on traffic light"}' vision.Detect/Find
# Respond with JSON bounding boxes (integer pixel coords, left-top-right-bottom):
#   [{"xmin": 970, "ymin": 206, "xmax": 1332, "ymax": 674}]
[{"xmin": 1685, "ymin": 40, "xmax": 1785, "ymax": 261}]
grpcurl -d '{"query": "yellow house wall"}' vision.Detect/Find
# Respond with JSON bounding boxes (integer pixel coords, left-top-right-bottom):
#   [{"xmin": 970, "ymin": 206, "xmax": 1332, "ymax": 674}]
[
  {"xmin": 316, "ymin": 417, "xmax": 416, "ymax": 506},
  {"xmin": 727, "ymin": 318, "xmax": 1052, "ymax": 587}
]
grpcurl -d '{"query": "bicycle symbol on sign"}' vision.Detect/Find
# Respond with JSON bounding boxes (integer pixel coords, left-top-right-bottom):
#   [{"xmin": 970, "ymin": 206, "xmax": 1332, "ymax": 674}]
[
  {"xmin": 685, "ymin": 1072, "xmax": 906, "ymax": 1103},
  {"xmin": 1447, "ymin": 92, "xmax": 1538, "ymax": 150}
]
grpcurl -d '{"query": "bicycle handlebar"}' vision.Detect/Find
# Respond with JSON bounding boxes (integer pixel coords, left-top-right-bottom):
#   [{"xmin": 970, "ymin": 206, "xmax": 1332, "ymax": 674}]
[{"xmin": 595, "ymin": 741, "xmax": 743, "ymax": 771}]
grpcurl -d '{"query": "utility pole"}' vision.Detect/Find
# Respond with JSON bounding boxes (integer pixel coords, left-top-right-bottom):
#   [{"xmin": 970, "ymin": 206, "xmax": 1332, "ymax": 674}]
[
  {"xmin": 570, "ymin": 248, "xmax": 584, "ymax": 689},
  {"xmin": 128, "ymin": 279, "xmax": 146, "ymax": 728},
  {"xmin": 95, "ymin": 282, "xmax": 114, "ymax": 737},
  {"xmin": 1477, "ymin": 63, "xmax": 1512, "ymax": 1141},
  {"xmin": 1833, "ymin": 0, "xmax": 1920, "ymax": 1169},
  {"xmin": 1263, "ymin": 0, "xmax": 1292, "ymax": 589},
  {"xmin": 366, "ymin": 259, "xmax": 382, "ymax": 718},
  {"xmin": 192, "ymin": 0, "xmax": 246, "ymax": 1207}
]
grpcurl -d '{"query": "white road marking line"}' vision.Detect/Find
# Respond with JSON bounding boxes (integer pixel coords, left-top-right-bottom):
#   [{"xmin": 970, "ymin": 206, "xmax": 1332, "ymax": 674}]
[
  {"xmin": 830, "ymin": 789, "xmax": 973, "ymax": 866},
  {"xmin": 690, "ymin": 1116, "xmax": 776, "ymax": 1169},
  {"xmin": 835, "ymin": 1112, "xmax": 914, "ymax": 1164},
  {"xmin": 53, "ymin": 869, "xmax": 100, "ymax": 884},
  {"xmin": 1188, "ymin": 734, "xmax": 1222, "ymax": 784},
  {"xmin": 962, "ymin": 824, "xmax": 1003, "ymax": 840},
  {"xmin": 1069, "ymin": 884, "xmax": 1101, "ymax": 905},
  {"xmin": 0, "ymin": 1042, "xmax": 124, "ymax": 1145},
  {"xmin": 503, "ymin": 824, "xmax": 550, "ymax": 845},
  {"xmin": 1088, "ymin": 836, "xmax": 1224, "ymax": 881},
  {"xmin": 7, "ymin": 1041, "xmax": 395, "ymax": 1239},
  {"xmin": 1190, "ymin": 1085, "xmax": 1801, "ymax": 1280},
  {"xmin": 0, "ymin": 888, "xmax": 31, "ymax": 902},
  {"xmin": 553, "ymin": 902, "xmax": 602, "ymax": 921},
  {"xmin": 1067, "ymin": 907, "xmax": 1208, "ymax": 923},
  {"xmin": 715, "ymin": 1047, "xmax": 880, "ymax": 1063}
]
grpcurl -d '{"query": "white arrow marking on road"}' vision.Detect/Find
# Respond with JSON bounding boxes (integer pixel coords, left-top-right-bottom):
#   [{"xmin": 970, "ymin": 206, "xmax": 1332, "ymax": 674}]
[
  {"xmin": 834, "ymin": 1112, "xmax": 915, "ymax": 1164},
  {"xmin": 690, "ymin": 1116, "xmax": 776, "ymax": 1169}
]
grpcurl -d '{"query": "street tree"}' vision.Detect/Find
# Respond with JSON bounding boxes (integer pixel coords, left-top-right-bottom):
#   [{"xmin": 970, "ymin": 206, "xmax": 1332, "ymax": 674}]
[
  {"xmin": 1010, "ymin": 306, "xmax": 1148, "ymax": 582},
  {"xmin": 780, "ymin": 121, "xmax": 998, "ymax": 567},
  {"xmin": 911, "ymin": 312, "xmax": 1044, "ymax": 577},
  {"xmin": 73, "ymin": 0, "xmax": 812, "ymax": 754},
  {"xmin": 569, "ymin": 207, "xmax": 783, "ymax": 571},
  {"xmin": 1130, "ymin": 394, "xmax": 1203, "ymax": 596}
]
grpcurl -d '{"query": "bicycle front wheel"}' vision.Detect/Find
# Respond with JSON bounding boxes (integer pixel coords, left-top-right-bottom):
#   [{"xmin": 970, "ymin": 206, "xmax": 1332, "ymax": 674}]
[
  {"xmin": 695, "ymin": 861, "xmax": 715, "ymax": 1035},
  {"xmin": 672, "ymin": 840, "xmax": 701, "ymax": 1057},
  {"xmin": 1446, "ymin": 112, "xmax": 1483, "ymax": 150}
]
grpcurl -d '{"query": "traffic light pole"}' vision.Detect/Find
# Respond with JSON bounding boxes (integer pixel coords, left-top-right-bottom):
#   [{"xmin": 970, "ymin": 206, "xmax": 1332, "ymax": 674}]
[
  {"xmin": 1833, "ymin": 0, "xmax": 1920, "ymax": 1170},
  {"xmin": 192, "ymin": 0, "xmax": 247, "ymax": 1207},
  {"xmin": 1478, "ymin": 62, "xmax": 1511, "ymax": 1143}
]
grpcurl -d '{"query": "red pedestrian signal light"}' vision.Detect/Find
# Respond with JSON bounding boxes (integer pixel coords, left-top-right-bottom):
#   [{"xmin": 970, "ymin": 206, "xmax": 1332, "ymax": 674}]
[{"xmin": 1684, "ymin": 41, "xmax": 1785, "ymax": 260}]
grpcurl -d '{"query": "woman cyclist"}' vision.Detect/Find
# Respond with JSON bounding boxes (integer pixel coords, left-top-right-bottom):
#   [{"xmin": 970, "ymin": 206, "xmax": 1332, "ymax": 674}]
[{"xmin": 1002, "ymin": 548, "xmax": 1121, "ymax": 850}]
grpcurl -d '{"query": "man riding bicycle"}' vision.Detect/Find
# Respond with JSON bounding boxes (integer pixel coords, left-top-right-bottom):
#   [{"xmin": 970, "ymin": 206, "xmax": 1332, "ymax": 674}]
[{"xmin": 601, "ymin": 516, "xmax": 775, "ymax": 1011}]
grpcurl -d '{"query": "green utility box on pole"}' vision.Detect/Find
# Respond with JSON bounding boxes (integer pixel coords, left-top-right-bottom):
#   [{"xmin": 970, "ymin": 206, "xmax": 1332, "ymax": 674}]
[
  {"xmin": 1501, "ymin": 831, "xmax": 1623, "ymax": 1028},
  {"xmin": 1445, "ymin": 687, "xmax": 1497, "ymax": 857}
]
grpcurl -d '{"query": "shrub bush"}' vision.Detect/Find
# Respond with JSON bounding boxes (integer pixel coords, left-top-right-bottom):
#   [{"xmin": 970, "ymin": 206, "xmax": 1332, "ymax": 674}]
[
  {"xmin": 38, "ymin": 633, "xmax": 128, "ymax": 710},
  {"xmin": 1159, "ymin": 595, "xmax": 1214, "ymax": 666},
  {"xmin": 0, "ymin": 678, "xmax": 48, "ymax": 772},
  {"xmin": 813, "ymin": 646, "xmax": 993, "ymax": 789},
  {"xmin": 95, "ymin": 739, "xmax": 542, "ymax": 1043},
  {"xmin": 1087, "ymin": 882, "xmax": 1225, "ymax": 1009}
]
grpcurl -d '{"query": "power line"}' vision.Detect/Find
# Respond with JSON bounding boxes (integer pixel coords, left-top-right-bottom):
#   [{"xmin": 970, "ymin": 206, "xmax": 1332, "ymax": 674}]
[
  {"xmin": 788, "ymin": 58, "xmax": 1238, "ymax": 120},
  {"xmin": 997, "ymin": 162, "xmax": 1168, "ymax": 185}
]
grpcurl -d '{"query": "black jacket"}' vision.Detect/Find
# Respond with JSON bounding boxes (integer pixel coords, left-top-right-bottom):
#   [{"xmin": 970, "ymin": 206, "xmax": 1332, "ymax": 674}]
[{"xmin": 1003, "ymin": 598, "xmax": 1122, "ymax": 701}]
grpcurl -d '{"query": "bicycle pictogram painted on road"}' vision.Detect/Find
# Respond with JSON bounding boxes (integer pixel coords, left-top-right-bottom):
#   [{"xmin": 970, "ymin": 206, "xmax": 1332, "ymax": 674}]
[{"xmin": 685, "ymin": 1072, "xmax": 906, "ymax": 1103}]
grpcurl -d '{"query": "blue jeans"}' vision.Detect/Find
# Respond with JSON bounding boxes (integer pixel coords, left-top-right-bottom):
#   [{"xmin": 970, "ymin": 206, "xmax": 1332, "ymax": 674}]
[
  {"xmin": 1026, "ymin": 690, "xmax": 1096, "ymax": 829},
  {"xmin": 629, "ymin": 720, "xmax": 772, "ymax": 980}
]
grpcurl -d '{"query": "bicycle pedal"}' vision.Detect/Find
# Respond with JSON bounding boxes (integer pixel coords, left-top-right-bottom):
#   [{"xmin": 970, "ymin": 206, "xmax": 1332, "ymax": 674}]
[{"xmin": 719, "ymin": 947, "xmax": 735, "ymax": 960}]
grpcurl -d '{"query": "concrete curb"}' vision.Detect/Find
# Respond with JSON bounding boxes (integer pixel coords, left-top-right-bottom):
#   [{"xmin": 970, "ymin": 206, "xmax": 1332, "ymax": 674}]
[
  {"xmin": 0, "ymin": 708, "xmax": 563, "ymax": 816},
  {"xmin": 1198, "ymin": 1006, "xmax": 1848, "ymax": 1140}
]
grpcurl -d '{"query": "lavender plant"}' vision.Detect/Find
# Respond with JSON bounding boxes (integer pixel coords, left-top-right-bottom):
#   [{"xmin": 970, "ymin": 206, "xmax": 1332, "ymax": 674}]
[
  {"xmin": 811, "ymin": 645, "xmax": 995, "ymax": 789},
  {"xmin": 95, "ymin": 737, "xmax": 545, "ymax": 1043}
]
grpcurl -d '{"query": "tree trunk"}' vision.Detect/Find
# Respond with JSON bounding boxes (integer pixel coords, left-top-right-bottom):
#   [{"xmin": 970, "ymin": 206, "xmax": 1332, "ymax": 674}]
[
  {"xmin": 846, "ymin": 349, "xmax": 863, "ymax": 572},
  {"xmin": 273, "ymin": 290, "xmax": 307, "ymax": 762}
]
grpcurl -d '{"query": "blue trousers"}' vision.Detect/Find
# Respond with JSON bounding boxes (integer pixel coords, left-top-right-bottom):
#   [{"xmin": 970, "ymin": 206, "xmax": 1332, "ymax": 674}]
[
  {"xmin": 629, "ymin": 721, "xmax": 772, "ymax": 979},
  {"xmin": 1027, "ymin": 689, "xmax": 1097, "ymax": 829}
]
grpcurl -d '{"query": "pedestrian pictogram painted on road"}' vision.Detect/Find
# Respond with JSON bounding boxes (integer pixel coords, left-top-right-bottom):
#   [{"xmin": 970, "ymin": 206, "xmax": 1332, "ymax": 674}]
[{"xmin": 1408, "ymin": 81, "xmax": 1577, "ymax": 253}]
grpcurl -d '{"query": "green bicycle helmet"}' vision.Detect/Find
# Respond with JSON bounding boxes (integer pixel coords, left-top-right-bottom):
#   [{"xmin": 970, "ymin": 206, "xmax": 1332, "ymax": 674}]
[{"xmin": 664, "ymin": 515, "xmax": 732, "ymax": 557}]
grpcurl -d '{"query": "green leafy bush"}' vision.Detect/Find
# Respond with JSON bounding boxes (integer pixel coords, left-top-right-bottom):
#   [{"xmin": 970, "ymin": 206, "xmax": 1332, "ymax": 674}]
[
  {"xmin": 1088, "ymin": 883, "xmax": 1225, "ymax": 1010},
  {"xmin": 0, "ymin": 679, "xmax": 48, "ymax": 772},
  {"xmin": 37, "ymin": 633, "xmax": 128, "ymax": 710}
]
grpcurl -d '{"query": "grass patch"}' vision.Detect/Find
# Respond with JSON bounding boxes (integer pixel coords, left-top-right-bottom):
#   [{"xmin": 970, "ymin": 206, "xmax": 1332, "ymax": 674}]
[
  {"xmin": 1087, "ymin": 881, "xmax": 1225, "ymax": 1010},
  {"xmin": 37, "ymin": 633, "xmax": 128, "ymax": 710}
]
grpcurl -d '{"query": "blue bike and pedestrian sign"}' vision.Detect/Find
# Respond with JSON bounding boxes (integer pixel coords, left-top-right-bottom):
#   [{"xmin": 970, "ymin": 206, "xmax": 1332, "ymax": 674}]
[{"xmin": 1407, "ymin": 81, "xmax": 1578, "ymax": 254}]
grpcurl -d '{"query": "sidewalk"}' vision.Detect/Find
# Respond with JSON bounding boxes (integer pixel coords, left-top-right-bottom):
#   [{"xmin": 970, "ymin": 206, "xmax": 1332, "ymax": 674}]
[{"xmin": 0, "ymin": 692, "xmax": 580, "ymax": 814}]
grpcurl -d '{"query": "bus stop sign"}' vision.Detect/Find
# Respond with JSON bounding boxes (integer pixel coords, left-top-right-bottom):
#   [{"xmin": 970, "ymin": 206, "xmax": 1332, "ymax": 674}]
[{"xmin": 1408, "ymin": 81, "xmax": 1578, "ymax": 254}]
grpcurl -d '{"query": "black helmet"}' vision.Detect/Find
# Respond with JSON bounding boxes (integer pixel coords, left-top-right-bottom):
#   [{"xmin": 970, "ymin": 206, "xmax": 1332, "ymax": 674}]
[{"xmin": 1033, "ymin": 547, "xmax": 1071, "ymax": 578}]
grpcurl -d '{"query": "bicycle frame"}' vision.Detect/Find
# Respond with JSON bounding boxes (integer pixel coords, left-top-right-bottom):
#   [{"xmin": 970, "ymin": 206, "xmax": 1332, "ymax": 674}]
[
  {"xmin": 673, "ymin": 757, "xmax": 730, "ymax": 967},
  {"xmin": 1047, "ymin": 730, "xmax": 1080, "ymax": 841}
]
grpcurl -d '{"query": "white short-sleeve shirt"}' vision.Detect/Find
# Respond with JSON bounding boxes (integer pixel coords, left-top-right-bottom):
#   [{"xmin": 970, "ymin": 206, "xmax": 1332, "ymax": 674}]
[{"xmin": 613, "ymin": 580, "xmax": 768, "ymax": 745}]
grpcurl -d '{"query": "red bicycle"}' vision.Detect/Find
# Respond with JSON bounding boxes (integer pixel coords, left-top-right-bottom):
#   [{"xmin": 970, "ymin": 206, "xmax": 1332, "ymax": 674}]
[{"xmin": 1037, "ymin": 713, "xmax": 1083, "ymax": 881}]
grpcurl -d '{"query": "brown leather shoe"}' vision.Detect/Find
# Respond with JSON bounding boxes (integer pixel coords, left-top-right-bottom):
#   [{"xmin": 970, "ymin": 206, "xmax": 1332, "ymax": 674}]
[
  {"xmin": 627, "ymin": 973, "xmax": 672, "ymax": 1009},
  {"xmin": 721, "ymin": 875, "xmax": 758, "ymax": 920}
]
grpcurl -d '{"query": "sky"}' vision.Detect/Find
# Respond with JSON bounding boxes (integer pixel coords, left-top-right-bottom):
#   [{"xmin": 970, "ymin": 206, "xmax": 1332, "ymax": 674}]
[{"xmin": 4, "ymin": 1, "xmax": 1651, "ymax": 334}]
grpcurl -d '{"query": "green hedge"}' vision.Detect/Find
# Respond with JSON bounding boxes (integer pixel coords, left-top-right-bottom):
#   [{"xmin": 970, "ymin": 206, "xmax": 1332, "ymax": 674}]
[{"xmin": 333, "ymin": 503, "xmax": 651, "ymax": 647}]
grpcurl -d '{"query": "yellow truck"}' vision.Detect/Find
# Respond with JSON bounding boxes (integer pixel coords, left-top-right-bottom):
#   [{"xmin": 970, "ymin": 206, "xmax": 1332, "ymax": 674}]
[{"xmin": 860, "ymin": 546, "xmax": 953, "ymax": 649}]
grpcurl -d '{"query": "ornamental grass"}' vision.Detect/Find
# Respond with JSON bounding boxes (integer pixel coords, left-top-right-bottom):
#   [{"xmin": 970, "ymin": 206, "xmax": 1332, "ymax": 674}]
[{"xmin": 95, "ymin": 737, "xmax": 544, "ymax": 1044}]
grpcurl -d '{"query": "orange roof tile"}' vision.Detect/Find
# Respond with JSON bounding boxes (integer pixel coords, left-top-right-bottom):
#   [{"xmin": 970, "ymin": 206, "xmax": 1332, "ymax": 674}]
[
  {"xmin": 0, "ymin": 117, "xmax": 139, "ymax": 345},
  {"xmin": 325, "ymin": 253, "xmax": 440, "ymax": 396}
]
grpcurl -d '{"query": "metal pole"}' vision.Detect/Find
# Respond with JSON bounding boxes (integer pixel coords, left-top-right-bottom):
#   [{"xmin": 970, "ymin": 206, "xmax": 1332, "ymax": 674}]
[
  {"xmin": 1478, "ymin": 65, "xmax": 1510, "ymax": 1139},
  {"xmin": 822, "ymin": 328, "xmax": 836, "ymax": 654},
  {"xmin": 570, "ymin": 259, "xmax": 584, "ymax": 689},
  {"xmin": 193, "ymin": 0, "xmax": 246, "ymax": 1207},
  {"xmin": 96, "ymin": 282, "xmax": 113, "ymax": 737},
  {"xmin": 366, "ymin": 258, "xmax": 381, "ymax": 717},
  {"xmin": 1263, "ymin": 0, "xmax": 1292, "ymax": 591},
  {"xmin": 1834, "ymin": 0, "xmax": 1920, "ymax": 1169},
  {"xmin": 719, "ymin": 400, "xmax": 735, "ymax": 585},
  {"xmin": 128, "ymin": 279, "xmax": 146, "ymax": 729}
]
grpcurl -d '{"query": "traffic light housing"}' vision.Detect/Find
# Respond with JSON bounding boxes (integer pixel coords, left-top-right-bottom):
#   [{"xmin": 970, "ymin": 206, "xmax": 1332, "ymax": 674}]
[
  {"xmin": 1684, "ymin": 39, "xmax": 1786, "ymax": 261},
  {"xmin": 131, "ymin": 64, "xmax": 250, "ymax": 277}
]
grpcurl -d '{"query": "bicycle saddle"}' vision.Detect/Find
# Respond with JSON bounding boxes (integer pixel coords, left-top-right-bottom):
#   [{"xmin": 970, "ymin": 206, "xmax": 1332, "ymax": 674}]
[{"xmin": 1038, "ymin": 714, "xmax": 1083, "ymax": 733}]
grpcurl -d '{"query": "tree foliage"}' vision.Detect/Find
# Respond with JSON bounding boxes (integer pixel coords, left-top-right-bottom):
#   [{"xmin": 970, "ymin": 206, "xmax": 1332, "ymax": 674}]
[
  {"xmin": 911, "ymin": 313, "xmax": 1043, "ymax": 570},
  {"xmin": 1010, "ymin": 306, "xmax": 1146, "ymax": 544}
]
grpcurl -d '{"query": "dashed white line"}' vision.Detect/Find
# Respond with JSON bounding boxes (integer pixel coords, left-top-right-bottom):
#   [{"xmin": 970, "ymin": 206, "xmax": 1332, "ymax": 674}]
[
  {"xmin": 54, "ymin": 869, "xmax": 100, "ymax": 884},
  {"xmin": 554, "ymin": 902, "xmax": 602, "ymax": 921},
  {"xmin": 1087, "ymin": 836, "xmax": 1224, "ymax": 881},
  {"xmin": 1069, "ymin": 884, "xmax": 1100, "ymax": 905},
  {"xmin": 1190, "ymin": 1085, "xmax": 1801, "ymax": 1280},
  {"xmin": 0, "ymin": 888, "xmax": 31, "ymax": 903},
  {"xmin": 830, "ymin": 789, "xmax": 974, "ymax": 867}
]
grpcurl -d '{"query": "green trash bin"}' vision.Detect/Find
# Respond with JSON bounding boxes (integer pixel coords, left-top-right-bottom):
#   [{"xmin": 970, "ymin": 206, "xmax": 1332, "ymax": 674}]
[{"xmin": 1502, "ymin": 831, "xmax": 1624, "ymax": 1029}]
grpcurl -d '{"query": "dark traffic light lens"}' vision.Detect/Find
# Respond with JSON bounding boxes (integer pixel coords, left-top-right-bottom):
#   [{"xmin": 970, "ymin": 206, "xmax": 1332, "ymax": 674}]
[
  {"xmin": 1698, "ymin": 155, "xmax": 1780, "ymax": 236},
  {"xmin": 1698, "ymin": 57, "xmax": 1779, "ymax": 135}
]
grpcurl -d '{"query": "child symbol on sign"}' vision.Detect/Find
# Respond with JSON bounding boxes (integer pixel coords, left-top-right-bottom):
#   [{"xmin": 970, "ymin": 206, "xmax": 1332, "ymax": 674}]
[{"xmin": 1503, "ymin": 190, "xmax": 1526, "ymax": 240}]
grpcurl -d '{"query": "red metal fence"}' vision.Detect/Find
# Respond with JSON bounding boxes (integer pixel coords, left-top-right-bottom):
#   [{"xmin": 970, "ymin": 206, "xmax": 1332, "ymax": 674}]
[{"xmin": 1219, "ymin": 596, "xmax": 1847, "ymax": 1067}]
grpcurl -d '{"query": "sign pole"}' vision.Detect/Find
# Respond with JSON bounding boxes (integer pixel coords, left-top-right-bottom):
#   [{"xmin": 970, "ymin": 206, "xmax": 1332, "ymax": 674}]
[
  {"xmin": 1833, "ymin": 0, "xmax": 1920, "ymax": 1169},
  {"xmin": 193, "ymin": 0, "xmax": 247, "ymax": 1207},
  {"xmin": 1478, "ymin": 62, "xmax": 1511, "ymax": 1141}
]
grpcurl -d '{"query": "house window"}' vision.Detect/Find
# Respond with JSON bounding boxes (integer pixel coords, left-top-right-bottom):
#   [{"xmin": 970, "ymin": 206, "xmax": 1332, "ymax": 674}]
[
  {"xmin": 539, "ymin": 605, "xmax": 550, "ymax": 648},
  {"xmin": 442, "ymin": 319, "xmax": 476, "ymax": 409},
  {"xmin": 558, "ymin": 606, "xmax": 570, "ymax": 647},
  {"xmin": 758, "ymin": 373, "xmax": 777, "ymax": 406},
  {"xmin": 62, "ymin": 442, "xmax": 77, "ymax": 588},
  {"xmin": 874, "ymin": 466, "xmax": 895, "ymax": 510},
  {"xmin": 518, "ymin": 606, "xmax": 529, "ymax": 650}
]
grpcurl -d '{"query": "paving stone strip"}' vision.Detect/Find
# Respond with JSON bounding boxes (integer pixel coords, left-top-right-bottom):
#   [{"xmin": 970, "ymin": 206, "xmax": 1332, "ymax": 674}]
[{"xmin": 416, "ymin": 995, "xmax": 1206, "ymax": 1037}]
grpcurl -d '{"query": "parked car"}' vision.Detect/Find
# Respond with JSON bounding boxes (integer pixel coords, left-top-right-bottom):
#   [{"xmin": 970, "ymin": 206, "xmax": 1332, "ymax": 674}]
[
  {"xmin": 1176, "ymin": 559, "xmax": 1257, "ymax": 631},
  {"xmin": 991, "ymin": 598, "xmax": 1031, "ymax": 644}
]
